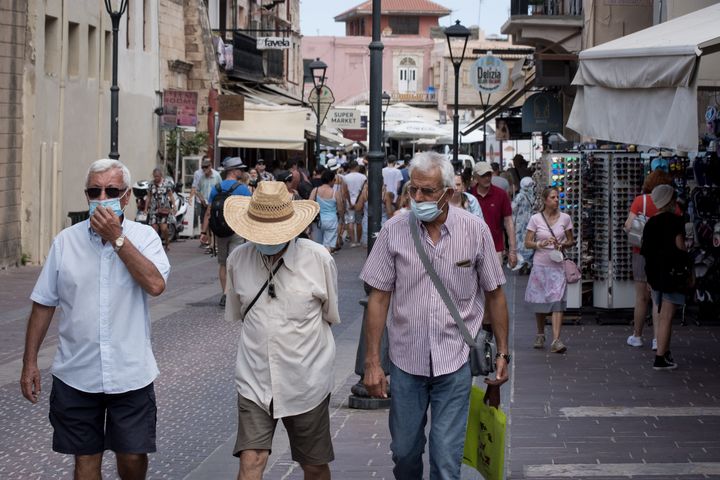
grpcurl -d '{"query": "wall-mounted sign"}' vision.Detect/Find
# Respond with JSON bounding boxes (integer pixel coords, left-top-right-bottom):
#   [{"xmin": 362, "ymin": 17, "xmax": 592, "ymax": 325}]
[
  {"xmin": 308, "ymin": 86, "xmax": 335, "ymax": 125},
  {"xmin": 327, "ymin": 109, "xmax": 361, "ymax": 129},
  {"xmin": 217, "ymin": 94, "xmax": 245, "ymax": 121},
  {"xmin": 342, "ymin": 129, "xmax": 367, "ymax": 141},
  {"xmin": 256, "ymin": 37, "xmax": 292, "ymax": 50},
  {"xmin": 521, "ymin": 92, "xmax": 563, "ymax": 133},
  {"xmin": 162, "ymin": 90, "xmax": 198, "ymax": 129},
  {"xmin": 471, "ymin": 55, "xmax": 508, "ymax": 94}
]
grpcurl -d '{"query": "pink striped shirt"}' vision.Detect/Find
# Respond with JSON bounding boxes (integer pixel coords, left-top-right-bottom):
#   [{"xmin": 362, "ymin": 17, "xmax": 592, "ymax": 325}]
[{"xmin": 360, "ymin": 206, "xmax": 506, "ymax": 377}]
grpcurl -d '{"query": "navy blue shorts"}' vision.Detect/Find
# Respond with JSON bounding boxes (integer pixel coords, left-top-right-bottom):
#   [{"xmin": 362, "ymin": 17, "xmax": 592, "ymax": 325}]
[{"xmin": 49, "ymin": 376, "xmax": 157, "ymax": 455}]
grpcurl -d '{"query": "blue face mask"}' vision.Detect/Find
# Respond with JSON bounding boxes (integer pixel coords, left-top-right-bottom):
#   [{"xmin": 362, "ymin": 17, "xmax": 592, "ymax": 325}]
[
  {"xmin": 410, "ymin": 189, "xmax": 448, "ymax": 222},
  {"xmin": 89, "ymin": 196, "xmax": 125, "ymax": 217},
  {"xmin": 253, "ymin": 242, "xmax": 288, "ymax": 256}
]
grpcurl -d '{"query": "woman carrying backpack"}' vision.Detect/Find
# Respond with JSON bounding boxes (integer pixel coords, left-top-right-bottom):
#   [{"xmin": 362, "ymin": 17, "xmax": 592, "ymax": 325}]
[
  {"xmin": 623, "ymin": 170, "xmax": 674, "ymax": 350},
  {"xmin": 640, "ymin": 185, "xmax": 691, "ymax": 371}
]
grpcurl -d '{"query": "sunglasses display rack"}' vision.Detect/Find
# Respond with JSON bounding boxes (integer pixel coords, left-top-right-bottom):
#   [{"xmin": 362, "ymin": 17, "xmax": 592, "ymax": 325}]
[
  {"xmin": 589, "ymin": 152, "xmax": 644, "ymax": 310},
  {"xmin": 540, "ymin": 153, "xmax": 583, "ymax": 309}
]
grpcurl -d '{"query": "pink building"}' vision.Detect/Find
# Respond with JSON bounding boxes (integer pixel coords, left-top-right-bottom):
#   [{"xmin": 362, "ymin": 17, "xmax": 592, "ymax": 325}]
[{"xmin": 302, "ymin": 0, "xmax": 451, "ymax": 106}]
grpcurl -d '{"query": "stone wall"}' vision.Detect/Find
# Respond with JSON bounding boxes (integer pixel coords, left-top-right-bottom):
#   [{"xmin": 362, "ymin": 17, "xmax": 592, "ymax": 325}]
[
  {"xmin": 159, "ymin": 0, "xmax": 188, "ymax": 89},
  {"xmin": 0, "ymin": 0, "xmax": 26, "ymax": 268}
]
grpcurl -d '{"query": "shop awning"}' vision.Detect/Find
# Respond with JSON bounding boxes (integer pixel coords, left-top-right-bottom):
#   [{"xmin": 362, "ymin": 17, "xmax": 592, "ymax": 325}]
[
  {"xmin": 567, "ymin": 4, "xmax": 720, "ymax": 151},
  {"xmin": 218, "ymin": 107, "xmax": 306, "ymax": 150}
]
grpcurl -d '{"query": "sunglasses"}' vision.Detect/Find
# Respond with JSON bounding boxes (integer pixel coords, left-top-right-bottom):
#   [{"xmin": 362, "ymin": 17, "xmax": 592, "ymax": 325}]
[
  {"xmin": 85, "ymin": 186, "xmax": 126, "ymax": 199},
  {"xmin": 408, "ymin": 185, "xmax": 445, "ymax": 196}
]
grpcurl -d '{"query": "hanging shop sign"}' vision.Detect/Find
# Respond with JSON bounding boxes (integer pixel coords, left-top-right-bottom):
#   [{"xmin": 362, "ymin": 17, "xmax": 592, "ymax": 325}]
[
  {"xmin": 217, "ymin": 94, "xmax": 245, "ymax": 121},
  {"xmin": 162, "ymin": 90, "xmax": 198, "ymax": 129},
  {"xmin": 308, "ymin": 85, "xmax": 335, "ymax": 125},
  {"xmin": 256, "ymin": 37, "xmax": 292, "ymax": 50},
  {"xmin": 327, "ymin": 108, "xmax": 361, "ymax": 129},
  {"xmin": 342, "ymin": 129, "xmax": 367, "ymax": 141},
  {"xmin": 521, "ymin": 92, "xmax": 563, "ymax": 133},
  {"xmin": 471, "ymin": 55, "xmax": 508, "ymax": 94}
]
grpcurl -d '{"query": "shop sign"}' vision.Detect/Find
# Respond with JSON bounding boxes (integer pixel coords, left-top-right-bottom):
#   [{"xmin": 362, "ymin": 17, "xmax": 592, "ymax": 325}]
[
  {"xmin": 471, "ymin": 55, "xmax": 508, "ymax": 94},
  {"xmin": 521, "ymin": 92, "xmax": 563, "ymax": 133},
  {"xmin": 217, "ymin": 94, "xmax": 244, "ymax": 121},
  {"xmin": 308, "ymin": 86, "xmax": 335, "ymax": 125},
  {"xmin": 342, "ymin": 129, "xmax": 367, "ymax": 141},
  {"xmin": 327, "ymin": 109, "xmax": 361, "ymax": 129},
  {"xmin": 162, "ymin": 90, "xmax": 198, "ymax": 129},
  {"xmin": 256, "ymin": 37, "xmax": 292, "ymax": 50}
]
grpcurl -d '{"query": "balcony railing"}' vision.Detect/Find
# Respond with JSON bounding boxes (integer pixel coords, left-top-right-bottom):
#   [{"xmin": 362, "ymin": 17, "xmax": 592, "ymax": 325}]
[
  {"xmin": 510, "ymin": 0, "xmax": 582, "ymax": 16},
  {"xmin": 392, "ymin": 91, "xmax": 437, "ymax": 104}
]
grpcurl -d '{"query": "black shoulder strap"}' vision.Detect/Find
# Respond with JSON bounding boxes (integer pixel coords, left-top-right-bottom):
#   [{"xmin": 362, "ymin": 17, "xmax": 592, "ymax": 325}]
[
  {"xmin": 226, "ymin": 181, "xmax": 242, "ymax": 194},
  {"xmin": 241, "ymin": 258, "xmax": 285, "ymax": 321}
]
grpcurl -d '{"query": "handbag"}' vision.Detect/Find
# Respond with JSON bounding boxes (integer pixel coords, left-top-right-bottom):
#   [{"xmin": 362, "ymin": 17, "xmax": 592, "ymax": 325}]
[
  {"xmin": 408, "ymin": 213, "xmax": 496, "ymax": 377},
  {"xmin": 462, "ymin": 385, "xmax": 506, "ymax": 480},
  {"xmin": 627, "ymin": 195, "xmax": 648, "ymax": 248},
  {"xmin": 540, "ymin": 213, "xmax": 581, "ymax": 284}
]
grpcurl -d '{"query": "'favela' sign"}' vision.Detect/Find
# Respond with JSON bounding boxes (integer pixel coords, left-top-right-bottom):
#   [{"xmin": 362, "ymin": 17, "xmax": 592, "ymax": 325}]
[
  {"xmin": 256, "ymin": 37, "xmax": 292, "ymax": 50},
  {"xmin": 471, "ymin": 55, "xmax": 508, "ymax": 94}
]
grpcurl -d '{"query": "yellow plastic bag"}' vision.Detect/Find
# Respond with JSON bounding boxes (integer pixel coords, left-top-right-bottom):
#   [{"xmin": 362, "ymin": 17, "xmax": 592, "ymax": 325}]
[{"xmin": 462, "ymin": 385, "xmax": 506, "ymax": 480}]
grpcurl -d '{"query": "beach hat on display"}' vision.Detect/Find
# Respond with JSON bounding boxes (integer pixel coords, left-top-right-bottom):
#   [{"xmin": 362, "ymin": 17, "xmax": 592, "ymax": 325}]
[
  {"xmin": 223, "ymin": 181, "xmax": 319, "ymax": 245},
  {"xmin": 651, "ymin": 184, "xmax": 675, "ymax": 210}
]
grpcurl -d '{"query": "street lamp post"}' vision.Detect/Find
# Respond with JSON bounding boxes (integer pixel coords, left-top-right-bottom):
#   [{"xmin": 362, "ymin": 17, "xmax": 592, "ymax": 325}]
[
  {"xmin": 381, "ymin": 91, "xmax": 391, "ymax": 157},
  {"xmin": 309, "ymin": 58, "xmax": 328, "ymax": 164},
  {"xmin": 104, "ymin": 0, "xmax": 128, "ymax": 160},
  {"xmin": 444, "ymin": 20, "xmax": 471, "ymax": 172}
]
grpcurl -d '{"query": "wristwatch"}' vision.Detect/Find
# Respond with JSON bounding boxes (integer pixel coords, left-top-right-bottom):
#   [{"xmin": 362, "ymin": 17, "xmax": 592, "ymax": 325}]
[
  {"xmin": 495, "ymin": 352, "xmax": 511, "ymax": 363},
  {"xmin": 113, "ymin": 234, "xmax": 126, "ymax": 253}
]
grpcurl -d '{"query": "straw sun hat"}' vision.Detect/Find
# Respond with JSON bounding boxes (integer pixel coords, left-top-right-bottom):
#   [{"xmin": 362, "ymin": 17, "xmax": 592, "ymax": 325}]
[{"xmin": 223, "ymin": 181, "xmax": 319, "ymax": 245}]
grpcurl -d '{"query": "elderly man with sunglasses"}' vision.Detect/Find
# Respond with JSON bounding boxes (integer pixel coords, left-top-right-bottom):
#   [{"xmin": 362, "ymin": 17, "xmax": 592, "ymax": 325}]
[
  {"xmin": 20, "ymin": 159, "xmax": 170, "ymax": 480},
  {"xmin": 361, "ymin": 152, "xmax": 510, "ymax": 480}
]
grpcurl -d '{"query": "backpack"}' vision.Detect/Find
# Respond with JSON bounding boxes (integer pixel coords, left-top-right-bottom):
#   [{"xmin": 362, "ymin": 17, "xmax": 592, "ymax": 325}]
[
  {"xmin": 297, "ymin": 171, "xmax": 313, "ymax": 200},
  {"xmin": 627, "ymin": 195, "xmax": 648, "ymax": 248},
  {"xmin": 209, "ymin": 181, "xmax": 242, "ymax": 237}
]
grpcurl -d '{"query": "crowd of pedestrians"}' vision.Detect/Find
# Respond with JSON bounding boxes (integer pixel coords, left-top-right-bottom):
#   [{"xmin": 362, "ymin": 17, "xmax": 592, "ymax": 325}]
[{"xmin": 19, "ymin": 150, "xmax": 690, "ymax": 479}]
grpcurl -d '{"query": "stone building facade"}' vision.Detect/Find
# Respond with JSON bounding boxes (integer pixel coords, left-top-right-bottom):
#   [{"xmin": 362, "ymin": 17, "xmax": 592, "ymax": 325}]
[{"xmin": 0, "ymin": 0, "xmax": 26, "ymax": 268}]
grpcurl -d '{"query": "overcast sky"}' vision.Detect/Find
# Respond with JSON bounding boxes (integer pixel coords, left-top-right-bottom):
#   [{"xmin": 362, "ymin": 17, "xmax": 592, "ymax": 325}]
[{"xmin": 299, "ymin": 0, "xmax": 511, "ymax": 37}]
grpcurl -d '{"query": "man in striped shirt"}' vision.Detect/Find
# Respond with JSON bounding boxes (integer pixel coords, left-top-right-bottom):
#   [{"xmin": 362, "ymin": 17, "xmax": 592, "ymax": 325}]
[{"xmin": 360, "ymin": 152, "xmax": 510, "ymax": 480}]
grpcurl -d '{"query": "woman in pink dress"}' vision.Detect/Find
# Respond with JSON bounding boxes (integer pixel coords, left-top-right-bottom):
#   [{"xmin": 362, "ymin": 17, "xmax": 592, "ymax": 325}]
[{"xmin": 524, "ymin": 187, "xmax": 574, "ymax": 353}]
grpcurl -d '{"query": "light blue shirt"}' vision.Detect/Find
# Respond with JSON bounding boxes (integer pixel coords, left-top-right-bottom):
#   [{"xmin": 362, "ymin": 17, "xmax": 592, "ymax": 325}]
[
  {"xmin": 464, "ymin": 192, "xmax": 485, "ymax": 220},
  {"xmin": 30, "ymin": 219, "xmax": 170, "ymax": 393}
]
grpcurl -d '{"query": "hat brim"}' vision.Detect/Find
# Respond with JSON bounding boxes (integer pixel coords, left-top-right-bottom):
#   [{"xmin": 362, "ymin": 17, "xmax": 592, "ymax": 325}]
[{"xmin": 223, "ymin": 196, "xmax": 319, "ymax": 245}]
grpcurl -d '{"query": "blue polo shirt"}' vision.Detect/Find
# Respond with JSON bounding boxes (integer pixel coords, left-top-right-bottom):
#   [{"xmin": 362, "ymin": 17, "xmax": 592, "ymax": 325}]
[{"xmin": 208, "ymin": 180, "xmax": 252, "ymax": 203}]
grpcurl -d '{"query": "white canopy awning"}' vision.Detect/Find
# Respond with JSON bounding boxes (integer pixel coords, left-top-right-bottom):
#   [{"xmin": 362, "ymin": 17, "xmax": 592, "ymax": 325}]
[
  {"xmin": 387, "ymin": 121, "xmax": 448, "ymax": 140},
  {"xmin": 567, "ymin": 4, "xmax": 720, "ymax": 151},
  {"xmin": 218, "ymin": 107, "xmax": 306, "ymax": 150}
]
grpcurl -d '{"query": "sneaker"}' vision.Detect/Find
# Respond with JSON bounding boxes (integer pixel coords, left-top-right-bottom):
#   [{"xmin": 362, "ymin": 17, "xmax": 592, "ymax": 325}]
[
  {"xmin": 626, "ymin": 335, "xmax": 643, "ymax": 347},
  {"xmin": 664, "ymin": 351, "xmax": 676, "ymax": 366},
  {"xmin": 652, "ymin": 338, "xmax": 658, "ymax": 351},
  {"xmin": 653, "ymin": 355, "xmax": 677, "ymax": 370},
  {"xmin": 550, "ymin": 339, "xmax": 567, "ymax": 353},
  {"xmin": 219, "ymin": 294, "xmax": 226, "ymax": 307},
  {"xmin": 533, "ymin": 334, "xmax": 545, "ymax": 349}
]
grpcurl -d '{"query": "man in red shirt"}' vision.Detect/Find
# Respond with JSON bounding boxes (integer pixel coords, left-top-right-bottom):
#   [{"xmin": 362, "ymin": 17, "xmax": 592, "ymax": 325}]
[{"xmin": 470, "ymin": 162, "xmax": 518, "ymax": 269}]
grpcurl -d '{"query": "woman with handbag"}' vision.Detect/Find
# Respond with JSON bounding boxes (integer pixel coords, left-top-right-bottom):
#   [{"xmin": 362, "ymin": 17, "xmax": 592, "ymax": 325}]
[
  {"xmin": 145, "ymin": 167, "xmax": 176, "ymax": 251},
  {"xmin": 640, "ymin": 185, "xmax": 690, "ymax": 371},
  {"xmin": 523, "ymin": 187, "xmax": 574, "ymax": 353},
  {"xmin": 623, "ymin": 170, "xmax": 674, "ymax": 350}
]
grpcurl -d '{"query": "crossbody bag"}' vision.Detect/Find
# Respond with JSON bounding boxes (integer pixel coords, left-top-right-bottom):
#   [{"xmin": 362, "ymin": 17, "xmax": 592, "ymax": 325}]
[{"xmin": 408, "ymin": 213, "xmax": 496, "ymax": 376}]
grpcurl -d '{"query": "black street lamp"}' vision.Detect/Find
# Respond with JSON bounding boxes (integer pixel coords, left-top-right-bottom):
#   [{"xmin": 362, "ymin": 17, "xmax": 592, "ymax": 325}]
[
  {"xmin": 104, "ymin": 0, "xmax": 128, "ymax": 160},
  {"xmin": 444, "ymin": 20, "xmax": 471, "ymax": 172},
  {"xmin": 381, "ymin": 91, "xmax": 391, "ymax": 156},
  {"xmin": 309, "ymin": 58, "xmax": 328, "ymax": 163}
]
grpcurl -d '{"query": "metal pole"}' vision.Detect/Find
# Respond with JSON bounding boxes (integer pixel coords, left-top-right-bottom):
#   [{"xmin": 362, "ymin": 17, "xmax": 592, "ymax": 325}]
[
  {"xmin": 316, "ymin": 88, "xmax": 322, "ymax": 163},
  {"xmin": 366, "ymin": 0, "xmax": 384, "ymax": 254},
  {"xmin": 213, "ymin": 111, "xmax": 220, "ymax": 168},
  {"xmin": 109, "ymin": 13, "xmax": 121, "ymax": 159},
  {"xmin": 483, "ymin": 94, "xmax": 488, "ymax": 163},
  {"xmin": 175, "ymin": 128, "xmax": 181, "ymax": 183},
  {"xmin": 452, "ymin": 63, "xmax": 461, "ymax": 170}
]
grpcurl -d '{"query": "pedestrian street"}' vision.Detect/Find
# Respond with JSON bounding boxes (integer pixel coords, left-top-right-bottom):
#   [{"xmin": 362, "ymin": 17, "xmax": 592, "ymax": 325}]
[{"xmin": 0, "ymin": 239, "xmax": 719, "ymax": 479}]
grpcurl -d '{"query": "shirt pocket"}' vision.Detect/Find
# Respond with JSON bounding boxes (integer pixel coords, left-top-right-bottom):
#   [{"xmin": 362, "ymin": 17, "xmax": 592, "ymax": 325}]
[
  {"xmin": 444, "ymin": 255, "xmax": 477, "ymax": 301},
  {"xmin": 285, "ymin": 288, "xmax": 317, "ymax": 321}
]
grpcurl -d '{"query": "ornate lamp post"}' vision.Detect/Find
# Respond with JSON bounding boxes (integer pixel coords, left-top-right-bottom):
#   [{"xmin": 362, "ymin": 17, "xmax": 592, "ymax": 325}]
[
  {"xmin": 381, "ymin": 91, "xmax": 391, "ymax": 156},
  {"xmin": 444, "ymin": 20, "xmax": 471, "ymax": 171},
  {"xmin": 309, "ymin": 58, "xmax": 328, "ymax": 163},
  {"xmin": 103, "ymin": 0, "xmax": 129, "ymax": 160}
]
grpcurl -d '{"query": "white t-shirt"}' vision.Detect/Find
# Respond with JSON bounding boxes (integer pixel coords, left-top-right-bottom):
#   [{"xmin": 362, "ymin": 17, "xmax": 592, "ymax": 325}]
[
  {"xmin": 344, "ymin": 171, "xmax": 367, "ymax": 204},
  {"xmin": 382, "ymin": 167, "xmax": 403, "ymax": 200}
]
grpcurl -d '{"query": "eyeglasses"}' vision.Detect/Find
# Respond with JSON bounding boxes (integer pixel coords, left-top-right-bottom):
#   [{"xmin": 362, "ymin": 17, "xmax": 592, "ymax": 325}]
[
  {"xmin": 202, "ymin": 166, "xmax": 211, "ymax": 170},
  {"xmin": 408, "ymin": 185, "xmax": 445, "ymax": 197},
  {"xmin": 85, "ymin": 186, "xmax": 126, "ymax": 199}
]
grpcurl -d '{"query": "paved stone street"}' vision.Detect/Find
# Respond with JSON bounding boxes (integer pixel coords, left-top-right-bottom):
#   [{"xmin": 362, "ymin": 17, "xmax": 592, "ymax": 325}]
[{"xmin": 0, "ymin": 238, "xmax": 719, "ymax": 479}]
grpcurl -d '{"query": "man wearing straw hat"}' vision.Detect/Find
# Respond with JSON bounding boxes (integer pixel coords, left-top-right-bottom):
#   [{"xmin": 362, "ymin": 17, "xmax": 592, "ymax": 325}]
[{"xmin": 222, "ymin": 181, "xmax": 340, "ymax": 480}]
